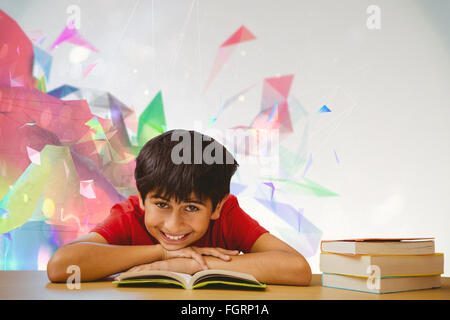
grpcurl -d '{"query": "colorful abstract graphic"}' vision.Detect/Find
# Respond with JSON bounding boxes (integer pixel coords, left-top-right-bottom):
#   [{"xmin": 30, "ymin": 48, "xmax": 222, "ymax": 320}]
[
  {"xmin": 204, "ymin": 25, "xmax": 256, "ymax": 92},
  {"xmin": 0, "ymin": 9, "xmax": 337, "ymax": 269}
]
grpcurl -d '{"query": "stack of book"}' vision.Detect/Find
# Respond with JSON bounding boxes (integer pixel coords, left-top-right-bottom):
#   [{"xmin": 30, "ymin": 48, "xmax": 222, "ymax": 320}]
[{"xmin": 319, "ymin": 237, "xmax": 444, "ymax": 294}]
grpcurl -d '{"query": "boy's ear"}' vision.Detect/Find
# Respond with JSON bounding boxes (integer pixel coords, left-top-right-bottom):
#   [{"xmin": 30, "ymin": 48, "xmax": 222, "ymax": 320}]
[
  {"xmin": 138, "ymin": 193, "xmax": 145, "ymax": 211},
  {"xmin": 210, "ymin": 194, "xmax": 229, "ymax": 220}
]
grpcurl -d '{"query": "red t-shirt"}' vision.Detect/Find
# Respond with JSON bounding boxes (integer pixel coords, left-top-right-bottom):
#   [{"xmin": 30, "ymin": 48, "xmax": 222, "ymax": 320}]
[{"xmin": 90, "ymin": 194, "xmax": 269, "ymax": 253}]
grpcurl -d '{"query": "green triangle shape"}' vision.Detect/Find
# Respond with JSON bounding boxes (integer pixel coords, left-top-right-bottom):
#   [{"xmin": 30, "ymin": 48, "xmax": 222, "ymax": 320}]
[{"xmin": 137, "ymin": 91, "xmax": 167, "ymax": 147}]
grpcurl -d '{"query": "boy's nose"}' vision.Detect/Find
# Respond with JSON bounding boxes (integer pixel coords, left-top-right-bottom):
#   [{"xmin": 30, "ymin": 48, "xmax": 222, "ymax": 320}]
[{"xmin": 165, "ymin": 212, "xmax": 183, "ymax": 231}]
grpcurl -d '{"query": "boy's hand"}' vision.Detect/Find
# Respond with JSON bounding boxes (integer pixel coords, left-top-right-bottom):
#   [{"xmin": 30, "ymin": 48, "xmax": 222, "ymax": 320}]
[
  {"xmin": 161, "ymin": 246, "xmax": 239, "ymax": 271},
  {"xmin": 125, "ymin": 258, "xmax": 203, "ymax": 275}
]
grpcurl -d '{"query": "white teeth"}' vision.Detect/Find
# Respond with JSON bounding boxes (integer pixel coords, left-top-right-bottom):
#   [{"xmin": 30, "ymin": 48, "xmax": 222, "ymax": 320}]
[{"xmin": 164, "ymin": 232, "xmax": 186, "ymax": 240}]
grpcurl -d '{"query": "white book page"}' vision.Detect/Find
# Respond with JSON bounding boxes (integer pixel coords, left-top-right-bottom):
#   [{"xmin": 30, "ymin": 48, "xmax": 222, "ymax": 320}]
[
  {"xmin": 169, "ymin": 271, "xmax": 193, "ymax": 286},
  {"xmin": 191, "ymin": 269, "xmax": 260, "ymax": 286},
  {"xmin": 115, "ymin": 270, "xmax": 193, "ymax": 285}
]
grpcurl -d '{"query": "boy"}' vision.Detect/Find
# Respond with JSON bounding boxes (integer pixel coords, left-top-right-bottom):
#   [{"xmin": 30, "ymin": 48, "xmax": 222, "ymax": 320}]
[{"xmin": 47, "ymin": 130, "xmax": 311, "ymax": 285}]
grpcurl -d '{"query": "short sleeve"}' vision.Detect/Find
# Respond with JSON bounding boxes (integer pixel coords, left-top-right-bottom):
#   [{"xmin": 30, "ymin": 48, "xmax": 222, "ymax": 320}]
[
  {"xmin": 90, "ymin": 203, "xmax": 132, "ymax": 245},
  {"xmin": 223, "ymin": 196, "xmax": 269, "ymax": 253}
]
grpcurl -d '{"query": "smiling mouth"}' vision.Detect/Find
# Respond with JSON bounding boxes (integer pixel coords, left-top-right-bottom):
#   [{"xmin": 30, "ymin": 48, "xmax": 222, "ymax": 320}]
[{"xmin": 160, "ymin": 230, "xmax": 191, "ymax": 242}]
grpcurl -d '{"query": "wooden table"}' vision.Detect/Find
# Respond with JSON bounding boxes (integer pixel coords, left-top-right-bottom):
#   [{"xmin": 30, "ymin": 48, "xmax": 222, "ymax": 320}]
[{"xmin": 0, "ymin": 271, "xmax": 449, "ymax": 300}]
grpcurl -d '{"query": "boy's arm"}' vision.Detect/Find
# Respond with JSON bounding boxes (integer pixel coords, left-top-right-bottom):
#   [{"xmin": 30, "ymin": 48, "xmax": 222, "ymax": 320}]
[
  {"xmin": 145, "ymin": 233, "xmax": 312, "ymax": 285},
  {"xmin": 46, "ymin": 232, "xmax": 164, "ymax": 283},
  {"xmin": 203, "ymin": 233, "xmax": 312, "ymax": 285}
]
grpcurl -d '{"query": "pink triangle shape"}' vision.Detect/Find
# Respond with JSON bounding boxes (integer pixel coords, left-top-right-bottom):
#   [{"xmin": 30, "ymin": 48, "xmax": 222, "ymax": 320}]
[
  {"xmin": 221, "ymin": 25, "xmax": 256, "ymax": 47},
  {"xmin": 67, "ymin": 33, "xmax": 98, "ymax": 52},
  {"xmin": 264, "ymin": 74, "xmax": 294, "ymax": 99},
  {"xmin": 83, "ymin": 62, "xmax": 98, "ymax": 78},
  {"xmin": 261, "ymin": 81, "xmax": 287, "ymax": 111},
  {"xmin": 50, "ymin": 23, "xmax": 77, "ymax": 50},
  {"xmin": 50, "ymin": 20, "xmax": 98, "ymax": 52}
]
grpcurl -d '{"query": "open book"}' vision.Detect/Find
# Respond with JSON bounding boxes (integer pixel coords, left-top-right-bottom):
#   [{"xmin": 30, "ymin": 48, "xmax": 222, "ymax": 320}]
[{"xmin": 113, "ymin": 269, "xmax": 266, "ymax": 290}]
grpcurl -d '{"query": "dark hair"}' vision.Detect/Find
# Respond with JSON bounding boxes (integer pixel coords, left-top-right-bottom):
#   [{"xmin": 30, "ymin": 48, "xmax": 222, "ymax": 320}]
[{"xmin": 134, "ymin": 129, "xmax": 239, "ymax": 212}]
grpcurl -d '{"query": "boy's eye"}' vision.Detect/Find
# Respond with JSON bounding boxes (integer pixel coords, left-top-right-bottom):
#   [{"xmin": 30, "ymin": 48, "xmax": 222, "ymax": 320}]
[
  {"xmin": 155, "ymin": 202, "xmax": 169, "ymax": 209},
  {"xmin": 186, "ymin": 205, "xmax": 199, "ymax": 212}
]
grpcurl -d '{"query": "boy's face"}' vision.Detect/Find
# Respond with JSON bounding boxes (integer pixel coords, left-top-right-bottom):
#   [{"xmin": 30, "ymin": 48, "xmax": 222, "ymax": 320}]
[{"xmin": 138, "ymin": 191, "xmax": 227, "ymax": 251}]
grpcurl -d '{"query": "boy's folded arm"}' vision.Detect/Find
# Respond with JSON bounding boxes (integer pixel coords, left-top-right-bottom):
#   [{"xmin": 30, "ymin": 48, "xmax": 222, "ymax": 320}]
[
  {"xmin": 204, "ymin": 251, "xmax": 311, "ymax": 286},
  {"xmin": 46, "ymin": 232, "xmax": 164, "ymax": 283},
  {"xmin": 204, "ymin": 233, "xmax": 312, "ymax": 286}
]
